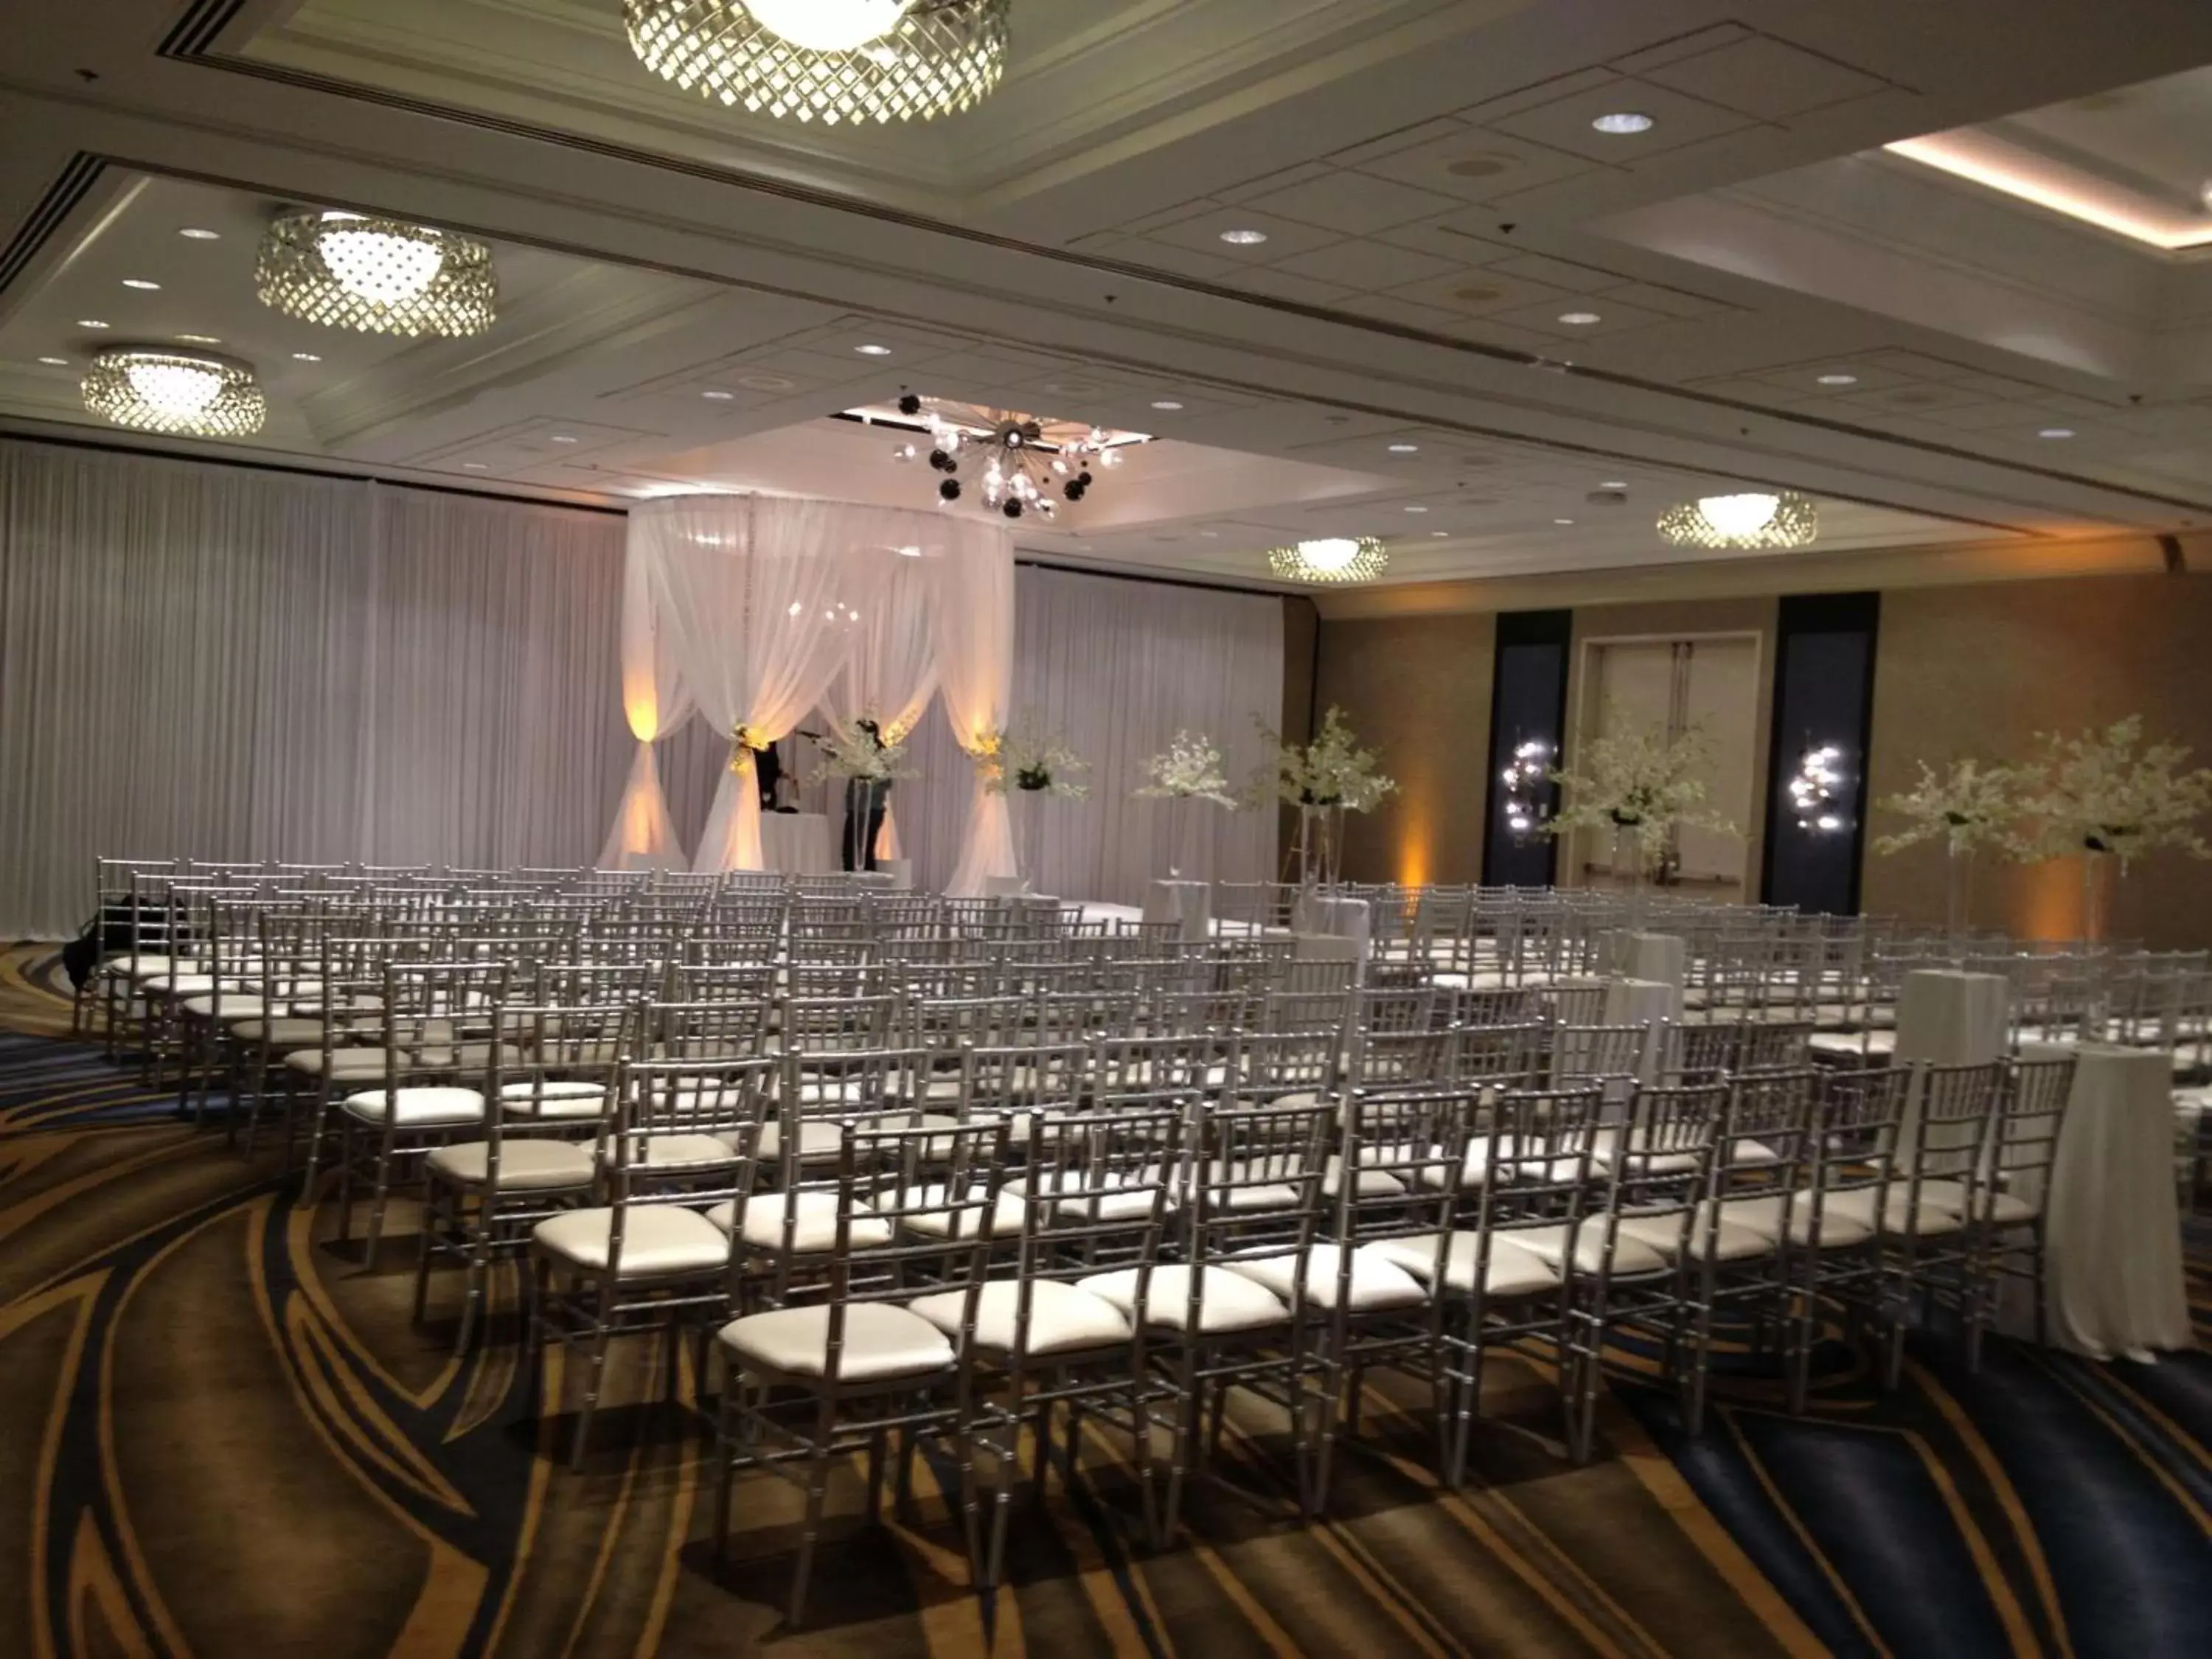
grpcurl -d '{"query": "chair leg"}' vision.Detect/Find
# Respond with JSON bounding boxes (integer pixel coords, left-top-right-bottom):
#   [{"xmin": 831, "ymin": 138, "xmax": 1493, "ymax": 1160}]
[
  {"xmin": 363, "ymin": 1145, "xmax": 395, "ymax": 1273},
  {"xmin": 411, "ymin": 1185, "xmax": 439, "ymax": 1324},
  {"xmin": 568, "ymin": 1285, "xmax": 617, "ymax": 1472},
  {"xmin": 713, "ymin": 1371, "xmax": 740, "ymax": 1561},
  {"xmin": 787, "ymin": 1395, "xmax": 839, "ymax": 1627}
]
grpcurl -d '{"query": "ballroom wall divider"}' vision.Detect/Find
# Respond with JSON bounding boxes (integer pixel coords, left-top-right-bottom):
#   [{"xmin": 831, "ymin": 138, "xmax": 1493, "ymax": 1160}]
[{"xmin": 1480, "ymin": 609, "xmax": 1572, "ymax": 886}]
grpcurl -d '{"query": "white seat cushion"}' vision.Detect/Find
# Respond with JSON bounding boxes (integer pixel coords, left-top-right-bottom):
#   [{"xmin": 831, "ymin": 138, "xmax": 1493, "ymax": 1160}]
[
  {"xmin": 1902, "ymin": 1179, "xmax": 2039, "ymax": 1227},
  {"xmin": 1194, "ymin": 1159, "xmax": 1305, "ymax": 1212},
  {"xmin": 719, "ymin": 1303, "xmax": 953, "ymax": 1383},
  {"xmin": 426, "ymin": 1138, "xmax": 596, "ymax": 1191},
  {"xmin": 1323, "ymin": 1154, "xmax": 1407, "ymax": 1198},
  {"xmin": 1357, "ymin": 1233, "xmax": 1559, "ymax": 1298},
  {"xmin": 114, "ymin": 955, "xmax": 198, "ymax": 979},
  {"xmin": 704, "ymin": 1190, "xmax": 893, "ymax": 1252},
  {"xmin": 606, "ymin": 1133, "xmax": 741, "ymax": 1172},
  {"xmin": 1612, "ymin": 1208, "xmax": 1776, "ymax": 1264},
  {"xmin": 908, "ymin": 1279, "xmax": 1132, "ymax": 1356},
  {"xmin": 757, "ymin": 1119, "xmax": 852, "ymax": 1164},
  {"xmin": 341, "ymin": 1086, "xmax": 485, "ymax": 1128},
  {"xmin": 501, "ymin": 1079, "xmax": 608, "ymax": 1120},
  {"xmin": 1077, "ymin": 1265, "xmax": 1291, "ymax": 1333},
  {"xmin": 230, "ymin": 1018, "xmax": 324, "ymax": 1046},
  {"xmin": 898, "ymin": 1183, "xmax": 1029, "ymax": 1241},
  {"xmin": 1005, "ymin": 1169, "xmax": 1174, "ymax": 1222},
  {"xmin": 1433, "ymin": 1137, "xmax": 1585, "ymax": 1189},
  {"xmin": 1809, "ymin": 1031, "xmax": 1897, "ymax": 1057},
  {"xmin": 184, "ymin": 992, "xmax": 280, "ymax": 1018},
  {"xmin": 1506, "ymin": 1221, "xmax": 1670, "ymax": 1278},
  {"xmin": 284, "ymin": 1048, "xmax": 393, "ymax": 1079},
  {"xmin": 1715, "ymin": 1192, "xmax": 1876, "ymax": 1249},
  {"xmin": 1226, "ymin": 1245, "xmax": 1427, "ymax": 1312},
  {"xmin": 1822, "ymin": 1185, "xmax": 1969, "ymax": 1237},
  {"xmin": 533, "ymin": 1204, "xmax": 728, "ymax": 1277},
  {"xmin": 411, "ymin": 1043, "xmax": 522, "ymax": 1071}
]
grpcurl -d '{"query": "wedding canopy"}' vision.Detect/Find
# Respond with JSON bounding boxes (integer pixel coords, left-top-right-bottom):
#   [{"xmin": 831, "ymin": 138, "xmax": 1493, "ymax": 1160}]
[{"xmin": 606, "ymin": 494, "xmax": 1015, "ymax": 884}]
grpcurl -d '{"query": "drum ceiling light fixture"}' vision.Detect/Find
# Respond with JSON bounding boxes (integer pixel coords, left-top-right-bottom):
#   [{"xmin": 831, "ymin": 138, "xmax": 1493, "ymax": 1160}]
[
  {"xmin": 82, "ymin": 347, "xmax": 266, "ymax": 437},
  {"xmin": 1657, "ymin": 490, "xmax": 1818, "ymax": 551},
  {"xmin": 257, "ymin": 211, "xmax": 498, "ymax": 338},
  {"xmin": 1267, "ymin": 537, "xmax": 1390, "ymax": 585},
  {"xmin": 625, "ymin": 0, "xmax": 1010, "ymax": 125}
]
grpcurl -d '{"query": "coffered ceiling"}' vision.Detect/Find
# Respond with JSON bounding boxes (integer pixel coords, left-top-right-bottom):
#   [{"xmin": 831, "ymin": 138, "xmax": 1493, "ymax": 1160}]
[{"xmin": 7, "ymin": 0, "xmax": 2212, "ymax": 601}]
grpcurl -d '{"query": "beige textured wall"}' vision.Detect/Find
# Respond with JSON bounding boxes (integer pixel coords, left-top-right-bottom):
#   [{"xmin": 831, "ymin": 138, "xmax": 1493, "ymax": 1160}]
[
  {"xmin": 1313, "ymin": 611, "xmax": 1496, "ymax": 885},
  {"xmin": 1863, "ymin": 572, "xmax": 2212, "ymax": 947}
]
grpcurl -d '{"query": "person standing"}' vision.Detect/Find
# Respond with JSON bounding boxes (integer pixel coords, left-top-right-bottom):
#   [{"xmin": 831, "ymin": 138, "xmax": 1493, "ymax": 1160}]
[{"xmin": 841, "ymin": 720, "xmax": 891, "ymax": 872}]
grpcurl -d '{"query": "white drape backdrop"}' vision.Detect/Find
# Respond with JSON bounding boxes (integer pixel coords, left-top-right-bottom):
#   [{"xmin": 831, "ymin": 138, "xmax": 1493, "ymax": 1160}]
[
  {"xmin": 934, "ymin": 524, "xmax": 1019, "ymax": 896},
  {"xmin": 896, "ymin": 566, "xmax": 1283, "ymax": 905},
  {"xmin": 0, "ymin": 438, "xmax": 632, "ymax": 938},
  {"xmin": 597, "ymin": 540, "xmax": 693, "ymax": 870}
]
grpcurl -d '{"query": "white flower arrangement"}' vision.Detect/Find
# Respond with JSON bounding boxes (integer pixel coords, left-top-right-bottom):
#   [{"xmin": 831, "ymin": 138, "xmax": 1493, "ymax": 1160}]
[
  {"xmin": 1135, "ymin": 730, "xmax": 1239, "ymax": 810},
  {"xmin": 2014, "ymin": 715, "xmax": 2212, "ymax": 870},
  {"xmin": 816, "ymin": 717, "xmax": 914, "ymax": 783},
  {"xmin": 985, "ymin": 727, "xmax": 1090, "ymax": 798},
  {"xmin": 1255, "ymin": 706, "xmax": 1398, "ymax": 813},
  {"xmin": 1873, "ymin": 757, "xmax": 2020, "ymax": 859},
  {"xmin": 1545, "ymin": 710, "xmax": 1736, "ymax": 868}
]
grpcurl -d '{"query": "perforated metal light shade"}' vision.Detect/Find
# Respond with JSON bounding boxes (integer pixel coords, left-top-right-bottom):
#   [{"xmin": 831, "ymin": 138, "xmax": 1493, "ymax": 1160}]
[
  {"xmin": 625, "ymin": 0, "xmax": 1009, "ymax": 125},
  {"xmin": 82, "ymin": 347, "xmax": 265, "ymax": 437},
  {"xmin": 1267, "ymin": 537, "xmax": 1390, "ymax": 585},
  {"xmin": 257, "ymin": 211, "xmax": 498, "ymax": 338},
  {"xmin": 1656, "ymin": 490, "xmax": 1819, "ymax": 551}
]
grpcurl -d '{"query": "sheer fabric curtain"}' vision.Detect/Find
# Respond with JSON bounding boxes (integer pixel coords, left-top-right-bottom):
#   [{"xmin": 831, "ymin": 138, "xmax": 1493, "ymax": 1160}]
[
  {"xmin": 597, "ymin": 543, "xmax": 693, "ymax": 869},
  {"xmin": 638, "ymin": 497, "xmax": 852, "ymax": 873},
  {"xmin": 894, "ymin": 566, "xmax": 1283, "ymax": 904},
  {"xmin": 0, "ymin": 438, "xmax": 631, "ymax": 938},
  {"xmin": 828, "ymin": 540, "xmax": 939, "ymax": 860},
  {"xmin": 934, "ymin": 524, "xmax": 1019, "ymax": 896}
]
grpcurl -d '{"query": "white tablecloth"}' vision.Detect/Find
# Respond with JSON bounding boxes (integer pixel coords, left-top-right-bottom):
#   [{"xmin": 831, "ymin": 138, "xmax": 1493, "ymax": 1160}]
[
  {"xmin": 1616, "ymin": 931, "xmax": 1686, "ymax": 989},
  {"xmin": 1293, "ymin": 894, "xmax": 1371, "ymax": 948},
  {"xmin": 2027, "ymin": 1043, "xmax": 2193, "ymax": 1360},
  {"xmin": 1895, "ymin": 969, "xmax": 2009, "ymax": 1065},
  {"xmin": 760, "ymin": 813, "xmax": 835, "ymax": 875},
  {"xmin": 1144, "ymin": 878, "xmax": 1213, "ymax": 942}
]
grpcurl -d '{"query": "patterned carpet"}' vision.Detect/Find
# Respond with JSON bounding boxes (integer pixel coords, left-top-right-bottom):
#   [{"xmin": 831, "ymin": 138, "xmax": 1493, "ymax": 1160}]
[{"xmin": 2, "ymin": 944, "xmax": 2208, "ymax": 1659}]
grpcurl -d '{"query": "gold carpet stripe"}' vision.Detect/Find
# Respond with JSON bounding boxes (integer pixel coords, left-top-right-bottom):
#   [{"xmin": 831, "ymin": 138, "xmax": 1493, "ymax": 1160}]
[
  {"xmin": 481, "ymin": 1349, "xmax": 562, "ymax": 1659},
  {"xmin": 2025, "ymin": 1354, "xmax": 2212, "ymax": 1536},
  {"xmin": 0, "ymin": 1137, "xmax": 190, "ymax": 1250},
  {"xmin": 2087, "ymin": 1364, "xmax": 2212, "ymax": 1481},
  {"xmin": 1059, "ymin": 1416, "xmax": 1180, "ymax": 1657},
  {"xmin": 552, "ymin": 1358, "xmax": 648, "ymax": 1659},
  {"xmin": 1721, "ymin": 1408, "xmax": 1893, "ymax": 1659},
  {"xmin": 880, "ymin": 1422, "xmax": 1023, "ymax": 1657},
  {"xmin": 633, "ymin": 1352, "xmax": 698, "ymax": 1659},
  {"xmin": 1030, "ymin": 1425, "xmax": 1166, "ymax": 1656},
  {"xmin": 65, "ymin": 1508, "xmax": 157, "ymax": 1659},
  {"xmin": 1902, "ymin": 1429, "xmax": 2042, "ymax": 1657},
  {"xmin": 284, "ymin": 1201, "xmax": 460, "ymax": 1413},
  {"xmin": 1, "ymin": 1275, "xmax": 102, "ymax": 1659},
  {"xmin": 288, "ymin": 1295, "xmax": 476, "ymax": 1515},
  {"xmin": 1907, "ymin": 1360, "xmax": 2073, "ymax": 1659}
]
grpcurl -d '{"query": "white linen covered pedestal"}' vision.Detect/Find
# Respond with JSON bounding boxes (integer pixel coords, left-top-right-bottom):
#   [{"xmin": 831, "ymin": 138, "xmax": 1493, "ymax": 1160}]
[{"xmin": 758, "ymin": 813, "xmax": 835, "ymax": 877}]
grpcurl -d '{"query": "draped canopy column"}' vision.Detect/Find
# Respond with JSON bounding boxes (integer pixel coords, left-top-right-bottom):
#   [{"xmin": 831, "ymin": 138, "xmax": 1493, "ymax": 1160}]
[
  {"xmin": 596, "ymin": 544, "xmax": 693, "ymax": 870},
  {"xmin": 934, "ymin": 522, "xmax": 1020, "ymax": 896}
]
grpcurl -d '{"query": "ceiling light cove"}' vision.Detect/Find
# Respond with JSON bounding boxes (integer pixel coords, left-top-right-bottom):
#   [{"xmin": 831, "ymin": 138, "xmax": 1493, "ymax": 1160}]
[
  {"xmin": 1591, "ymin": 112, "xmax": 1655, "ymax": 135},
  {"xmin": 1658, "ymin": 490, "xmax": 1818, "ymax": 551},
  {"xmin": 1269, "ymin": 537, "xmax": 1388, "ymax": 585},
  {"xmin": 625, "ymin": 0, "xmax": 1009, "ymax": 125},
  {"xmin": 83, "ymin": 347, "xmax": 265, "ymax": 437},
  {"xmin": 258, "ymin": 211, "xmax": 497, "ymax": 338}
]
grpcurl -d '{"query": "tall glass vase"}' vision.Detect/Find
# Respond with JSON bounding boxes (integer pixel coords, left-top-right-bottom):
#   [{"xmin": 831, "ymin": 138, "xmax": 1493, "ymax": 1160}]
[
  {"xmin": 2081, "ymin": 849, "xmax": 2112, "ymax": 947},
  {"xmin": 1295, "ymin": 804, "xmax": 1322, "ymax": 893},
  {"xmin": 1944, "ymin": 844, "xmax": 1975, "ymax": 963},
  {"xmin": 1613, "ymin": 821, "xmax": 1649, "ymax": 932},
  {"xmin": 1165, "ymin": 796, "xmax": 1197, "ymax": 880},
  {"xmin": 1324, "ymin": 804, "xmax": 1349, "ymax": 890},
  {"xmin": 1016, "ymin": 788, "xmax": 1048, "ymax": 894}
]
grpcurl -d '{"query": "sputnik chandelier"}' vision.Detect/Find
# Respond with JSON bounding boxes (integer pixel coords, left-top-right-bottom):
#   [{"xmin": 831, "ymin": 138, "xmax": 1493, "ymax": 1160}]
[
  {"xmin": 257, "ymin": 210, "xmax": 498, "ymax": 338},
  {"xmin": 1267, "ymin": 537, "xmax": 1390, "ymax": 585},
  {"xmin": 1658, "ymin": 490, "xmax": 1818, "ymax": 551},
  {"xmin": 625, "ymin": 0, "xmax": 1010, "ymax": 125},
  {"xmin": 1790, "ymin": 742, "xmax": 1851, "ymax": 833},
  {"xmin": 1499, "ymin": 737, "xmax": 1554, "ymax": 836},
  {"xmin": 886, "ymin": 394, "xmax": 1137, "ymax": 520},
  {"xmin": 82, "ymin": 347, "xmax": 266, "ymax": 437}
]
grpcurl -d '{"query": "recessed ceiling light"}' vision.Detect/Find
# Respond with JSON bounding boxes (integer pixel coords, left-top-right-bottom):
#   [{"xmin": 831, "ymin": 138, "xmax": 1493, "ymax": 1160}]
[
  {"xmin": 1218, "ymin": 229, "xmax": 1269, "ymax": 246},
  {"xmin": 121, "ymin": 278, "xmax": 161, "ymax": 291},
  {"xmin": 1557, "ymin": 310, "xmax": 1602, "ymax": 326},
  {"xmin": 1591, "ymin": 112, "xmax": 1655, "ymax": 135},
  {"xmin": 1554, "ymin": 518, "xmax": 1576, "ymax": 526},
  {"xmin": 550, "ymin": 434, "xmax": 577, "ymax": 444},
  {"xmin": 462, "ymin": 462, "xmax": 488, "ymax": 470},
  {"xmin": 1151, "ymin": 399, "xmax": 1183, "ymax": 410},
  {"xmin": 737, "ymin": 373, "xmax": 796, "ymax": 392},
  {"xmin": 78, "ymin": 319, "xmax": 110, "ymax": 330},
  {"xmin": 1388, "ymin": 442, "xmax": 1421, "ymax": 453},
  {"xmin": 1817, "ymin": 372, "xmax": 1859, "ymax": 386},
  {"xmin": 1430, "ymin": 530, "xmax": 1450, "ymax": 538},
  {"xmin": 2039, "ymin": 427, "xmax": 2076, "ymax": 439},
  {"xmin": 702, "ymin": 389, "xmax": 735, "ymax": 400},
  {"xmin": 176, "ymin": 334, "xmax": 223, "ymax": 346},
  {"xmin": 1200, "ymin": 530, "xmax": 1220, "ymax": 538},
  {"xmin": 1403, "ymin": 504, "xmax": 1430, "ymax": 514},
  {"xmin": 37, "ymin": 355, "xmax": 68, "ymax": 366},
  {"xmin": 291, "ymin": 352, "xmax": 321, "ymax": 362},
  {"xmin": 854, "ymin": 344, "xmax": 893, "ymax": 356},
  {"xmin": 178, "ymin": 227, "xmax": 221, "ymax": 241},
  {"xmin": 1599, "ymin": 480, "xmax": 1627, "ymax": 490}
]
